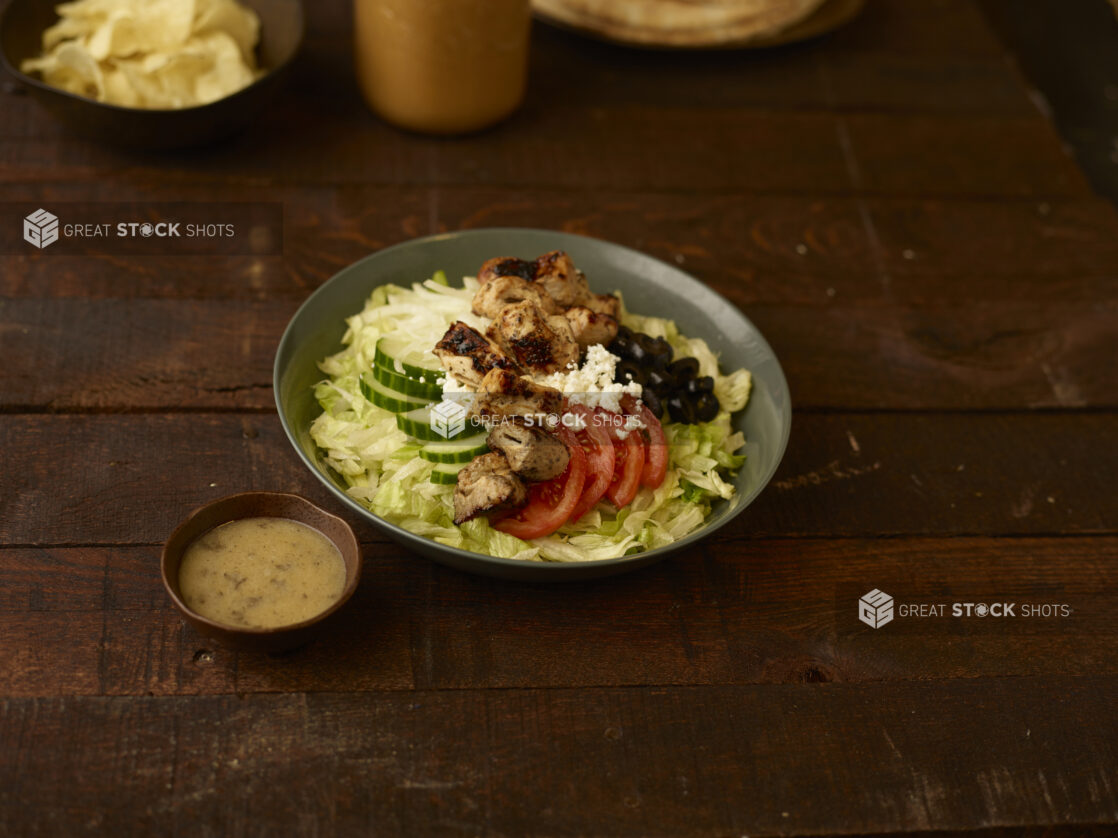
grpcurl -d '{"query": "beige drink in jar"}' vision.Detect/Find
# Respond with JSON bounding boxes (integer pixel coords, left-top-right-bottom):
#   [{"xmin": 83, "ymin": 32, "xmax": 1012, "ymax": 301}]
[{"xmin": 354, "ymin": 0, "xmax": 530, "ymax": 134}]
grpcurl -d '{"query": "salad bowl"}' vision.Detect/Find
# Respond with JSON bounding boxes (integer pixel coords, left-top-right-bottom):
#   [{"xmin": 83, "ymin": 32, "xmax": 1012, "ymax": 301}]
[{"xmin": 274, "ymin": 229, "xmax": 790, "ymax": 581}]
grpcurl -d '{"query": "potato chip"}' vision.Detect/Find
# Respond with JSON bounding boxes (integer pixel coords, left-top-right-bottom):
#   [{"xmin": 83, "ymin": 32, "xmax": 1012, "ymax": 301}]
[
  {"xmin": 20, "ymin": 0, "xmax": 262, "ymax": 109},
  {"xmin": 54, "ymin": 0, "xmax": 124, "ymax": 21},
  {"xmin": 190, "ymin": 31, "xmax": 255, "ymax": 104},
  {"xmin": 194, "ymin": 0, "xmax": 260, "ymax": 67},
  {"xmin": 101, "ymin": 66, "xmax": 141, "ymax": 107},
  {"xmin": 22, "ymin": 40, "xmax": 104, "ymax": 100},
  {"xmin": 43, "ymin": 15, "xmax": 100, "ymax": 50}
]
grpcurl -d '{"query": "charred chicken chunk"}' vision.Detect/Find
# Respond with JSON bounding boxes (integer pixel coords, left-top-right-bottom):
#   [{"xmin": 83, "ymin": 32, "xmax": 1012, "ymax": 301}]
[
  {"xmin": 564, "ymin": 305, "xmax": 619, "ymax": 351},
  {"xmin": 585, "ymin": 292, "xmax": 621, "ymax": 320},
  {"xmin": 532, "ymin": 250, "xmax": 590, "ymax": 308},
  {"xmin": 486, "ymin": 300, "xmax": 579, "ymax": 374},
  {"xmin": 478, "ymin": 256, "xmax": 536, "ymax": 286},
  {"xmin": 487, "ymin": 421, "xmax": 570, "ymax": 482},
  {"xmin": 452, "ymin": 452, "xmax": 528, "ymax": 525},
  {"xmin": 476, "ymin": 251, "xmax": 619, "ymax": 316},
  {"xmin": 473, "ymin": 368, "xmax": 563, "ymax": 419},
  {"xmin": 472, "ymin": 274, "xmax": 560, "ymax": 319},
  {"xmin": 434, "ymin": 321, "xmax": 515, "ymax": 386}
]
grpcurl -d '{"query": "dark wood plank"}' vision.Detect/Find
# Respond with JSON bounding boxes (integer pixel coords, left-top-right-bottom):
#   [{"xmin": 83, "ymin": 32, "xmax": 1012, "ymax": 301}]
[
  {"xmin": 4, "ymin": 294, "xmax": 1116, "ymax": 411},
  {"xmin": 824, "ymin": 0, "xmax": 1011, "ymax": 57},
  {"xmin": 844, "ymin": 113, "xmax": 1089, "ymax": 197},
  {"xmin": 528, "ymin": 26, "xmax": 1036, "ymax": 114},
  {"xmin": 6, "ymin": 188, "xmax": 1115, "ymax": 302},
  {"xmin": 2, "ymin": 678, "xmax": 1116, "ymax": 836},
  {"xmin": 1, "ymin": 413, "xmax": 1114, "ymax": 547},
  {"xmin": 0, "ymin": 299, "xmax": 294, "ymax": 411},
  {"xmin": 868, "ymin": 197, "xmax": 1118, "ymax": 287},
  {"xmin": 2, "ymin": 107, "xmax": 1085, "ymax": 197},
  {"xmin": 750, "ymin": 300, "xmax": 1118, "ymax": 410},
  {"xmin": 820, "ymin": 49, "xmax": 1036, "ymax": 114},
  {"xmin": 2, "ymin": 537, "xmax": 1117, "ymax": 696},
  {"xmin": 0, "ymin": 187, "xmax": 872, "ymax": 301},
  {"xmin": 0, "ymin": 107, "xmax": 855, "ymax": 193}
]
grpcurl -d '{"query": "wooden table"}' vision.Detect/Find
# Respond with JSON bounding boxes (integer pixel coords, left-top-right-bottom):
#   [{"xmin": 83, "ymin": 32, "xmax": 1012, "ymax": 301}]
[{"xmin": 3, "ymin": 1, "xmax": 1117, "ymax": 835}]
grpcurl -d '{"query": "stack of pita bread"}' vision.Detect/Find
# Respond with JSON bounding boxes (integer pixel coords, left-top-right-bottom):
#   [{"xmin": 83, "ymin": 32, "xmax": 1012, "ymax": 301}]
[{"xmin": 531, "ymin": 0, "xmax": 833, "ymax": 47}]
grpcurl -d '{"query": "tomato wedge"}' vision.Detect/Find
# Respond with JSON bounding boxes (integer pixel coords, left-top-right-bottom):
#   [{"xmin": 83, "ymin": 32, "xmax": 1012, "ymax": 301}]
[
  {"xmin": 606, "ymin": 430, "xmax": 644, "ymax": 509},
  {"xmin": 493, "ymin": 426, "xmax": 587, "ymax": 540},
  {"xmin": 623, "ymin": 396, "xmax": 667, "ymax": 489},
  {"xmin": 567, "ymin": 404, "xmax": 616, "ymax": 523}
]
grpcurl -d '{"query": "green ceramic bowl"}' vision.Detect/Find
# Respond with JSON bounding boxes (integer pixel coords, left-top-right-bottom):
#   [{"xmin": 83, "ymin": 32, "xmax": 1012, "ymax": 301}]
[{"xmin": 274, "ymin": 229, "xmax": 790, "ymax": 581}]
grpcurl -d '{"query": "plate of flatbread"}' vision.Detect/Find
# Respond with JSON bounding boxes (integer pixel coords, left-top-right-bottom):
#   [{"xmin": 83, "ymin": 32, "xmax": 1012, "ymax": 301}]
[{"xmin": 532, "ymin": 0, "xmax": 864, "ymax": 48}]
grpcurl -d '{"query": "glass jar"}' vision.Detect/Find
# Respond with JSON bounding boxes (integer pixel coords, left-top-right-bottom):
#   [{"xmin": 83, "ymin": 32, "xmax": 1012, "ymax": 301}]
[{"xmin": 354, "ymin": 0, "xmax": 531, "ymax": 135}]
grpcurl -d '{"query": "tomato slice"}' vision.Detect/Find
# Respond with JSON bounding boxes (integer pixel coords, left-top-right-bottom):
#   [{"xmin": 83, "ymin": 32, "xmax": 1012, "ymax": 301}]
[
  {"xmin": 634, "ymin": 401, "xmax": 668, "ymax": 489},
  {"xmin": 567, "ymin": 404, "xmax": 616, "ymax": 523},
  {"xmin": 493, "ymin": 426, "xmax": 587, "ymax": 540},
  {"xmin": 606, "ymin": 431, "xmax": 644, "ymax": 509}
]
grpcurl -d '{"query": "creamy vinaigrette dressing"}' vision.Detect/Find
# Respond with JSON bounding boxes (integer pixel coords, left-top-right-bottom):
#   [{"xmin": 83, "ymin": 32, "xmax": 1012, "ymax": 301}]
[{"xmin": 179, "ymin": 518, "xmax": 346, "ymax": 629}]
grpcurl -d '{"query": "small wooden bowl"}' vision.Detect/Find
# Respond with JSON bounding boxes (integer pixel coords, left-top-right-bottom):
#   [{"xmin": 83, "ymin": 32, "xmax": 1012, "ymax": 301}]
[{"xmin": 162, "ymin": 492, "xmax": 361, "ymax": 653}]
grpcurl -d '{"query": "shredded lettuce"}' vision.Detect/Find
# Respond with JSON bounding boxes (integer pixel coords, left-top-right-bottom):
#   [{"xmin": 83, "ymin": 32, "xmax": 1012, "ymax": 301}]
[{"xmin": 309, "ymin": 275, "xmax": 752, "ymax": 563}]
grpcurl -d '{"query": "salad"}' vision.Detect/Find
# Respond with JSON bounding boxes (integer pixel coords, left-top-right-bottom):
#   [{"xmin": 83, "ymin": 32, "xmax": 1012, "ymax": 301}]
[{"xmin": 310, "ymin": 251, "xmax": 752, "ymax": 562}]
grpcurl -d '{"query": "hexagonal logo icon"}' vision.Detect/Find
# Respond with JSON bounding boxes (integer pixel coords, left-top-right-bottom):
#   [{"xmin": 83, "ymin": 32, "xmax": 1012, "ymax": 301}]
[
  {"xmin": 24, "ymin": 208, "xmax": 59, "ymax": 249},
  {"xmin": 431, "ymin": 398, "xmax": 467, "ymax": 439},
  {"xmin": 858, "ymin": 589, "xmax": 894, "ymax": 629}
]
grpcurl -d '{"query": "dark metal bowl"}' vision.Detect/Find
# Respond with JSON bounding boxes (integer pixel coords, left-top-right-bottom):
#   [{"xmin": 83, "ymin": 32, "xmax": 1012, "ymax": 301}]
[
  {"xmin": 0, "ymin": 0, "xmax": 304, "ymax": 149},
  {"xmin": 274, "ymin": 229, "xmax": 792, "ymax": 582}
]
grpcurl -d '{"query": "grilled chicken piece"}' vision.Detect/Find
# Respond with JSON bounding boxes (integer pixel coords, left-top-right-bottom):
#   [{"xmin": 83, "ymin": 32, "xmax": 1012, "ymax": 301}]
[
  {"xmin": 472, "ymin": 274, "xmax": 560, "ymax": 319},
  {"xmin": 478, "ymin": 256, "xmax": 536, "ymax": 286},
  {"xmin": 434, "ymin": 321, "xmax": 516, "ymax": 386},
  {"xmin": 473, "ymin": 368, "xmax": 563, "ymax": 419},
  {"xmin": 533, "ymin": 251, "xmax": 590, "ymax": 308},
  {"xmin": 477, "ymin": 251, "xmax": 619, "ymax": 325},
  {"xmin": 453, "ymin": 452, "xmax": 528, "ymax": 524},
  {"xmin": 564, "ymin": 305, "xmax": 619, "ymax": 351},
  {"xmin": 585, "ymin": 292, "xmax": 621, "ymax": 320},
  {"xmin": 487, "ymin": 422, "xmax": 570, "ymax": 482},
  {"xmin": 486, "ymin": 300, "xmax": 579, "ymax": 374}
]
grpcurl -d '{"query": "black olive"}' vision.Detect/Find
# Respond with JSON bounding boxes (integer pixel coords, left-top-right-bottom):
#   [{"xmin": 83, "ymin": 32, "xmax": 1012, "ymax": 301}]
[
  {"xmin": 651, "ymin": 336, "xmax": 673, "ymax": 361},
  {"xmin": 627, "ymin": 341, "xmax": 648, "ymax": 364},
  {"xmin": 609, "ymin": 335, "xmax": 635, "ymax": 360},
  {"xmin": 645, "ymin": 368, "xmax": 671, "ymax": 394},
  {"xmin": 635, "ymin": 332, "xmax": 658, "ymax": 353},
  {"xmin": 693, "ymin": 393, "xmax": 720, "ymax": 423},
  {"xmin": 615, "ymin": 359, "xmax": 646, "ymax": 386},
  {"xmin": 642, "ymin": 391, "xmax": 662, "ymax": 419},
  {"xmin": 668, "ymin": 357, "xmax": 699, "ymax": 385},
  {"xmin": 648, "ymin": 351, "xmax": 671, "ymax": 371},
  {"xmin": 685, "ymin": 375, "xmax": 715, "ymax": 396},
  {"xmin": 666, "ymin": 395, "xmax": 695, "ymax": 424},
  {"xmin": 616, "ymin": 325, "xmax": 633, "ymax": 341}
]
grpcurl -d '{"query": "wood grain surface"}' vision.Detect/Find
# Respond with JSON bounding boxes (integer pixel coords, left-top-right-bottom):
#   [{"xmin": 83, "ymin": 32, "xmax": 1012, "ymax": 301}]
[{"xmin": 1, "ymin": 0, "xmax": 1116, "ymax": 835}]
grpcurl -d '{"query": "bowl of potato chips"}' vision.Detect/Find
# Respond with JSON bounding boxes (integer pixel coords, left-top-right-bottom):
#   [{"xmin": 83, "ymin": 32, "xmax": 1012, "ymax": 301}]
[{"xmin": 0, "ymin": 0, "xmax": 303, "ymax": 148}]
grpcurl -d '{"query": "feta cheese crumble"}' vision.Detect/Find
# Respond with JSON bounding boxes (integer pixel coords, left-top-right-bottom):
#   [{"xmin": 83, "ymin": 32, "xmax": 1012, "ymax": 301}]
[{"xmin": 533, "ymin": 344, "xmax": 643, "ymax": 414}]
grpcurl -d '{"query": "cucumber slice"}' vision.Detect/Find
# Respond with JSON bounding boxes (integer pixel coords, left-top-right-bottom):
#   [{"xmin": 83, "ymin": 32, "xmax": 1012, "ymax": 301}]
[
  {"xmin": 372, "ymin": 363, "xmax": 443, "ymax": 401},
  {"xmin": 430, "ymin": 461, "xmax": 469, "ymax": 484},
  {"xmin": 375, "ymin": 336, "xmax": 443, "ymax": 383},
  {"xmin": 418, "ymin": 433, "xmax": 489, "ymax": 464},
  {"xmin": 396, "ymin": 405, "xmax": 476, "ymax": 441},
  {"xmin": 359, "ymin": 373, "xmax": 432, "ymax": 414}
]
